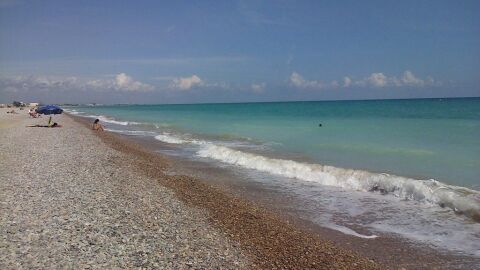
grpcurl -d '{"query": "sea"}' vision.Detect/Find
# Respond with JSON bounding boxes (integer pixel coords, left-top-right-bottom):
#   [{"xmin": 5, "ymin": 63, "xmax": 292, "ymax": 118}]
[{"xmin": 66, "ymin": 97, "xmax": 480, "ymax": 258}]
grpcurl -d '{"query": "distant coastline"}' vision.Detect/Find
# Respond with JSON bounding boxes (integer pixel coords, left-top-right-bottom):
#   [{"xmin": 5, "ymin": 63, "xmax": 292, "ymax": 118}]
[{"xmin": 57, "ymin": 95, "xmax": 480, "ymax": 107}]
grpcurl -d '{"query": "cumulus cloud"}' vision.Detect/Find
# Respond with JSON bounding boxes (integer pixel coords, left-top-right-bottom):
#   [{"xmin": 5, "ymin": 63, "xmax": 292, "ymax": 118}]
[
  {"xmin": 290, "ymin": 70, "xmax": 439, "ymax": 89},
  {"xmin": 0, "ymin": 73, "xmax": 154, "ymax": 93},
  {"xmin": 87, "ymin": 73, "xmax": 154, "ymax": 91},
  {"xmin": 356, "ymin": 70, "xmax": 437, "ymax": 88},
  {"xmin": 0, "ymin": 75, "xmax": 79, "ymax": 93},
  {"xmin": 289, "ymin": 72, "xmax": 324, "ymax": 88},
  {"xmin": 169, "ymin": 75, "xmax": 203, "ymax": 90},
  {"xmin": 401, "ymin": 70, "xmax": 425, "ymax": 86},
  {"xmin": 251, "ymin": 82, "xmax": 266, "ymax": 92},
  {"xmin": 167, "ymin": 74, "xmax": 231, "ymax": 90},
  {"xmin": 343, "ymin": 76, "xmax": 352, "ymax": 87},
  {"xmin": 367, "ymin": 72, "xmax": 388, "ymax": 87}
]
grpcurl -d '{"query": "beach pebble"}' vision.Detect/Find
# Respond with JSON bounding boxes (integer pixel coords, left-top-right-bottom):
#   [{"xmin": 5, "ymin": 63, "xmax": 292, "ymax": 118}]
[{"xmin": 0, "ymin": 114, "xmax": 250, "ymax": 269}]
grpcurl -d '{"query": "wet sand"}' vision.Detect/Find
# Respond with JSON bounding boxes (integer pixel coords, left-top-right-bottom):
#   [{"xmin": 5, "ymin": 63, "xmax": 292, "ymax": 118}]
[{"xmin": 158, "ymin": 155, "xmax": 479, "ymax": 269}]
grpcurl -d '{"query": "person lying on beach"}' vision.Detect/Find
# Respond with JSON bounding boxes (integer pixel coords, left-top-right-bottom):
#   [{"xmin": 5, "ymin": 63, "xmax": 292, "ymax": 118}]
[
  {"xmin": 92, "ymin": 119, "xmax": 104, "ymax": 131},
  {"xmin": 6, "ymin": 109, "xmax": 18, "ymax": 114},
  {"xmin": 27, "ymin": 122, "xmax": 62, "ymax": 128}
]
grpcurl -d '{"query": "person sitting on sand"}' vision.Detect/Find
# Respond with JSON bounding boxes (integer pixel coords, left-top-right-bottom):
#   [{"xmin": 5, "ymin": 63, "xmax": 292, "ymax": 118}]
[
  {"xmin": 28, "ymin": 109, "xmax": 38, "ymax": 118},
  {"xmin": 92, "ymin": 119, "xmax": 104, "ymax": 131}
]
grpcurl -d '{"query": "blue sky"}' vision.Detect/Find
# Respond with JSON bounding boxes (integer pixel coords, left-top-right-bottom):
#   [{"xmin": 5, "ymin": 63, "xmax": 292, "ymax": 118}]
[{"xmin": 0, "ymin": 0, "xmax": 479, "ymax": 104}]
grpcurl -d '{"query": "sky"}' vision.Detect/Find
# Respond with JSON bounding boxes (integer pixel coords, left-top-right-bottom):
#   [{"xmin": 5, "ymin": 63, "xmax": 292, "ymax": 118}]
[{"xmin": 0, "ymin": 0, "xmax": 479, "ymax": 104}]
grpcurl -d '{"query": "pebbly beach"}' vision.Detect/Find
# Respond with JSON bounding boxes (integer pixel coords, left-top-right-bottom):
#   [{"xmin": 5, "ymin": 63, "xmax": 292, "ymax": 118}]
[
  {"xmin": 0, "ymin": 109, "xmax": 250, "ymax": 269},
  {"xmin": 2, "ymin": 1, "xmax": 480, "ymax": 268},
  {"xmin": 0, "ymin": 108, "xmax": 383, "ymax": 269}
]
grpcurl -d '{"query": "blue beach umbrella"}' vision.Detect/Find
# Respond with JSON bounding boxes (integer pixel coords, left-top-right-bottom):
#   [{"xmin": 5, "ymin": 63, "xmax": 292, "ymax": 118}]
[
  {"xmin": 36, "ymin": 105, "xmax": 63, "ymax": 126},
  {"xmin": 36, "ymin": 104, "xmax": 63, "ymax": 115}
]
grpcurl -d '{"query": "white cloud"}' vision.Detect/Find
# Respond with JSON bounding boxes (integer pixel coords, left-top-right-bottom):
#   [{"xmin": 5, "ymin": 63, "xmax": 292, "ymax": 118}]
[
  {"xmin": 401, "ymin": 70, "xmax": 424, "ymax": 86},
  {"xmin": 289, "ymin": 72, "xmax": 324, "ymax": 88},
  {"xmin": 367, "ymin": 72, "xmax": 388, "ymax": 87},
  {"xmin": 343, "ymin": 76, "xmax": 352, "ymax": 87},
  {"xmin": 289, "ymin": 72, "xmax": 305, "ymax": 87},
  {"xmin": 88, "ymin": 73, "xmax": 154, "ymax": 91},
  {"xmin": 170, "ymin": 75, "xmax": 203, "ymax": 90},
  {"xmin": 289, "ymin": 70, "xmax": 440, "ymax": 90},
  {"xmin": 167, "ymin": 75, "xmax": 231, "ymax": 91},
  {"xmin": 0, "ymin": 73, "xmax": 154, "ymax": 93},
  {"xmin": 0, "ymin": 75, "xmax": 80, "ymax": 92},
  {"xmin": 251, "ymin": 82, "xmax": 266, "ymax": 92},
  {"xmin": 358, "ymin": 70, "xmax": 437, "ymax": 88},
  {"xmin": 115, "ymin": 73, "xmax": 154, "ymax": 91}
]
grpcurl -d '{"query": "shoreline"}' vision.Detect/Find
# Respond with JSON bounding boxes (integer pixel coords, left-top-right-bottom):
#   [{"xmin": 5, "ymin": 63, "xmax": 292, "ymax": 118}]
[
  {"xmin": 153, "ymin": 152, "xmax": 479, "ymax": 269},
  {"xmin": 1, "ymin": 108, "xmax": 477, "ymax": 269},
  {"xmin": 1, "ymin": 109, "xmax": 380, "ymax": 269},
  {"xmin": 84, "ymin": 114, "xmax": 479, "ymax": 269},
  {"xmin": 68, "ymin": 114, "xmax": 479, "ymax": 269},
  {"xmin": 68, "ymin": 114, "xmax": 382, "ymax": 269}
]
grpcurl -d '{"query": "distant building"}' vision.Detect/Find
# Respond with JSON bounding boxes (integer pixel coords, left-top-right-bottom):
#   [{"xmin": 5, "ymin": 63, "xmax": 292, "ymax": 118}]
[{"xmin": 12, "ymin": 101, "xmax": 26, "ymax": 107}]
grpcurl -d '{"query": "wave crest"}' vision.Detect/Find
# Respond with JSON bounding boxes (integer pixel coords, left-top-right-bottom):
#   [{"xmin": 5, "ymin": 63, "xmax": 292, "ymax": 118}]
[{"xmin": 197, "ymin": 144, "xmax": 480, "ymax": 221}]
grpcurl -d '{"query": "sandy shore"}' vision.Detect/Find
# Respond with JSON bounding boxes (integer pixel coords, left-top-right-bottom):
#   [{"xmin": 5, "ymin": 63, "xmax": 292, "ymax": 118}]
[{"xmin": 0, "ymin": 108, "xmax": 380, "ymax": 269}]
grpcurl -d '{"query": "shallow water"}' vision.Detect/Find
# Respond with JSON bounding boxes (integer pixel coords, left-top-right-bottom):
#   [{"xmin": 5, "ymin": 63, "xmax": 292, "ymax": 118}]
[
  {"xmin": 72, "ymin": 98, "xmax": 480, "ymax": 189},
  {"xmin": 68, "ymin": 97, "xmax": 480, "ymax": 257}
]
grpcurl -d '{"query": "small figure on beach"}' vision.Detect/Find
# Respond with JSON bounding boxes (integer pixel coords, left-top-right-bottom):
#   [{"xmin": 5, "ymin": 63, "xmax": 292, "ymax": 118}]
[
  {"xmin": 92, "ymin": 119, "xmax": 104, "ymax": 131},
  {"xmin": 28, "ymin": 108, "xmax": 38, "ymax": 118},
  {"xmin": 27, "ymin": 123, "xmax": 62, "ymax": 128},
  {"xmin": 6, "ymin": 109, "xmax": 17, "ymax": 114}
]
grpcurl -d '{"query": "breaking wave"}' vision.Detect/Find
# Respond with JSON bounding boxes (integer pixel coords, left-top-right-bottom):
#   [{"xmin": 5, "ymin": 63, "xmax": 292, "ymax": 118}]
[
  {"xmin": 66, "ymin": 110, "xmax": 136, "ymax": 126},
  {"xmin": 95, "ymin": 115, "xmax": 131, "ymax": 126},
  {"xmin": 106, "ymin": 129, "xmax": 157, "ymax": 136},
  {"xmin": 69, "ymin": 112, "xmax": 480, "ymax": 222},
  {"xmin": 154, "ymin": 133, "xmax": 187, "ymax": 144},
  {"xmin": 196, "ymin": 144, "xmax": 480, "ymax": 221}
]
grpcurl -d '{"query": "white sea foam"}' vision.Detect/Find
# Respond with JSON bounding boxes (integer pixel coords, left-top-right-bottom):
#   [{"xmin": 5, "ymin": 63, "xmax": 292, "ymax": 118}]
[
  {"xmin": 67, "ymin": 111, "xmax": 131, "ymax": 126},
  {"xmin": 106, "ymin": 129, "xmax": 157, "ymax": 136},
  {"xmin": 146, "ymin": 132, "xmax": 480, "ymax": 220},
  {"xmin": 62, "ymin": 111, "xmax": 480, "ymax": 221},
  {"xmin": 154, "ymin": 133, "xmax": 251, "ymax": 149},
  {"xmin": 96, "ymin": 115, "xmax": 130, "ymax": 126},
  {"xmin": 154, "ymin": 133, "xmax": 187, "ymax": 144},
  {"xmin": 323, "ymin": 224, "xmax": 378, "ymax": 239},
  {"xmin": 77, "ymin": 114, "xmax": 136, "ymax": 126},
  {"xmin": 66, "ymin": 109, "xmax": 80, "ymax": 115},
  {"xmin": 197, "ymin": 144, "xmax": 480, "ymax": 220}
]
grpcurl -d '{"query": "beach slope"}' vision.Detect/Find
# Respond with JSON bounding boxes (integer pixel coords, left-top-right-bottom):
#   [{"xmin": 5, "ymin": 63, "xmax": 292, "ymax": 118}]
[{"xmin": 0, "ymin": 110, "xmax": 379, "ymax": 269}]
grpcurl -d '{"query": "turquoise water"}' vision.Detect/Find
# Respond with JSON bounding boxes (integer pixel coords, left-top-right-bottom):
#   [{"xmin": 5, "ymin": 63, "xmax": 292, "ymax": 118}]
[
  {"xmin": 70, "ymin": 98, "xmax": 480, "ymax": 257},
  {"xmin": 75, "ymin": 98, "xmax": 480, "ymax": 189}
]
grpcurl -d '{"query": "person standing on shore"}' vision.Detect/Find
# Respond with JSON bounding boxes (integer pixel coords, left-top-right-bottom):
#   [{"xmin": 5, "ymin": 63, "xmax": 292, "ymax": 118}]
[{"xmin": 92, "ymin": 119, "xmax": 104, "ymax": 131}]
